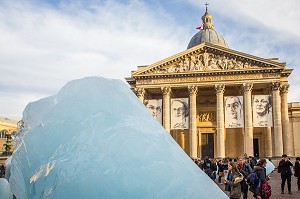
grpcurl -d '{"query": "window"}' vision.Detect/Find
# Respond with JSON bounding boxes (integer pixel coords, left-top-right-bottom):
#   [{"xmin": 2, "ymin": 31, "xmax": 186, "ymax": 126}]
[{"xmin": 0, "ymin": 130, "xmax": 7, "ymax": 139}]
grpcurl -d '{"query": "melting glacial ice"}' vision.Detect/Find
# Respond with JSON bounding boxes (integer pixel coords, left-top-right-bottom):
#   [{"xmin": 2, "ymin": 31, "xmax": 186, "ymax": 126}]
[{"xmin": 6, "ymin": 77, "xmax": 228, "ymax": 199}]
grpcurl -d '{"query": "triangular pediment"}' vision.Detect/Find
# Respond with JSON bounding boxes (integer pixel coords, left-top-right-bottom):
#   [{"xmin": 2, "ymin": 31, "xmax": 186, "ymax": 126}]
[{"xmin": 132, "ymin": 43, "xmax": 285, "ymax": 76}]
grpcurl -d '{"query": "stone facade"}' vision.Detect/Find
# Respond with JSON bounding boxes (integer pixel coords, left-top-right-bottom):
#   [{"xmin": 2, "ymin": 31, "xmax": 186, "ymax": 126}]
[{"xmin": 126, "ymin": 9, "xmax": 299, "ymax": 159}]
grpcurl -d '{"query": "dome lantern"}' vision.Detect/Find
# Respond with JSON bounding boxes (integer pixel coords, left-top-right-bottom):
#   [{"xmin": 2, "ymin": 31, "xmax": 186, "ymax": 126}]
[
  {"xmin": 187, "ymin": 3, "xmax": 228, "ymax": 49},
  {"xmin": 202, "ymin": 3, "xmax": 213, "ymax": 29}
]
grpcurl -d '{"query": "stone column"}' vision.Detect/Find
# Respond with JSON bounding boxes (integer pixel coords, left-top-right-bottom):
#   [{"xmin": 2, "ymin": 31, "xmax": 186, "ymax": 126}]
[
  {"xmin": 161, "ymin": 87, "xmax": 171, "ymax": 133},
  {"xmin": 264, "ymin": 127, "xmax": 273, "ymax": 157},
  {"xmin": 243, "ymin": 83, "xmax": 254, "ymax": 157},
  {"xmin": 180, "ymin": 132, "xmax": 185, "ymax": 150},
  {"xmin": 198, "ymin": 130, "xmax": 202, "ymax": 158},
  {"xmin": 215, "ymin": 84, "xmax": 225, "ymax": 158},
  {"xmin": 281, "ymin": 85, "xmax": 294, "ymax": 156},
  {"xmin": 272, "ymin": 82, "xmax": 284, "ymax": 157},
  {"xmin": 134, "ymin": 88, "xmax": 145, "ymax": 102},
  {"xmin": 188, "ymin": 85, "xmax": 198, "ymax": 159}
]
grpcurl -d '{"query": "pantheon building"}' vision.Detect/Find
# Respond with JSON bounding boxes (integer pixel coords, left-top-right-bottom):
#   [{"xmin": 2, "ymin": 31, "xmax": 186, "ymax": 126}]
[{"xmin": 126, "ymin": 8, "xmax": 300, "ymax": 159}]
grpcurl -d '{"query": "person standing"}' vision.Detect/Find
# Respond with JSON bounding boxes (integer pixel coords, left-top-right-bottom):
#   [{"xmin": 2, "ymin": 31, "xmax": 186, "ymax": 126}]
[
  {"xmin": 249, "ymin": 158, "xmax": 269, "ymax": 199},
  {"xmin": 224, "ymin": 162, "xmax": 243, "ymax": 199},
  {"xmin": 294, "ymin": 157, "xmax": 300, "ymax": 191},
  {"xmin": 217, "ymin": 159, "xmax": 225, "ymax": 183},
  {"xmin": 211, "ymin": 159, "xmax": 218, "ymax": 181},
  {"xmin": 203, "ymin": 156, "xmax": 212, "ymax": 177},
  {"xmin": 279, "ymin": 154, "xmax": 293, "ymax": 194},
  {"xmin": 238, "ymin": 157, "xmax": 252, "ymax": 199}
]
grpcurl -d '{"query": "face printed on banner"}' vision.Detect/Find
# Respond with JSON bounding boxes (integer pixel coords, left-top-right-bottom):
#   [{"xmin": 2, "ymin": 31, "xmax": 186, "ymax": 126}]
[
  {"xmin": 172, "ymin": 100, "xmax": 187, "ymax": 118},
  {"xmin": 254, "ymin": 96, "xmax": 272, "ymax": 117},
  {"xmin": 144, "ymin": 99, "xmax": 162, "ymax": 124},
  {"xmin": 145, "ymin": 101, "xmax": 161, "ymax": 118},
  {"xmin": 253, "ymin": 95, "xmax": 273, "ymax": 127},
  {"xmin": 225, "ymin": 97, "xmax": 242, "ymax": 120},
  {"xmin": 171, "ymin": 98, "xmax": 189, "ymax": 129},
  {"xmin": 224, "ymin": 96, "xmax": 244, "ymax": 128}
]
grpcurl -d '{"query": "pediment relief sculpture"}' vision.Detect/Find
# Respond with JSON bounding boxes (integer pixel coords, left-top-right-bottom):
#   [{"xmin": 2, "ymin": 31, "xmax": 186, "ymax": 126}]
[{"xmin": 141, "ymin": 52, "xmax": 277, "ymax": 75}]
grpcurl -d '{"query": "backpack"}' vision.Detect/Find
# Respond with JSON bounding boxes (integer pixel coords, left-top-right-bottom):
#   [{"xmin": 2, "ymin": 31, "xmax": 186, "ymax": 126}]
[
  {"xmin": 247, "ymin": 170, "xmax": 259, "ymax": 188},
  {"xmin": 261, "ymin": 181, "xmax": 272, "ymax": 198}
]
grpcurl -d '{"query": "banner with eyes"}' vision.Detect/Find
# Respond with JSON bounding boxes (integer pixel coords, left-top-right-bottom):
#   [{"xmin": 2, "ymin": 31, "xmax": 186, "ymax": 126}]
[
  {"xmin": 171, "ymin": 98, "xmax": 189, "ymax": 129},
  {"xmin": 253, "ymin": 95, "xmax": 273, "ymax": 127},
  {"xmin": 144, "ymin": 99, "xmax": 162, "ymax": 124},
  {"xmin": 224, "ymin": 96, "xmax": 244, "ymax": 128}
]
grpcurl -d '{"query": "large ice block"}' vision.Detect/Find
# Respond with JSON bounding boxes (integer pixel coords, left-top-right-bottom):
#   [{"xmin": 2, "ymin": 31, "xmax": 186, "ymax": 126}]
[
  {"xmin": 0, "ymin": 178, "xmax": 13, "ymax": 199},
  {"xmin": 9, "ymin": 77, "xmax": 228, "ymax": 199}
]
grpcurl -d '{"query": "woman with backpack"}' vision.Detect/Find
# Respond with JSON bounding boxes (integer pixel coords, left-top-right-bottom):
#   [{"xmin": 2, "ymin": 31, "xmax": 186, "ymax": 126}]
[
  {"xmin": 248, "ymin": 158, "xmax": 271, "ymax": 199},
  {"xmin": 224, "ymin": 162, "xmax": 243, "ymax": 199}
]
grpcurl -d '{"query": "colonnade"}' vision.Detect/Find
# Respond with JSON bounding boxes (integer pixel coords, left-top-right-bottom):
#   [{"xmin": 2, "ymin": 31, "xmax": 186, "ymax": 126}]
[{"xmin": 134, "ymin": 82, "xmax": 293, "ymax": 158}]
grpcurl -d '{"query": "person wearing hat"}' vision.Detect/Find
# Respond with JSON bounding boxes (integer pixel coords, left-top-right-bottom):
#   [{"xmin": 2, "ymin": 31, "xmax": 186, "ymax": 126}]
[
  {"xmin": 294, "ymin": 157, "xmax": 300, "ymax": 191},
  {"xmin": 279, "ymin": 154, "xmax": 293, "ymax": 194}
]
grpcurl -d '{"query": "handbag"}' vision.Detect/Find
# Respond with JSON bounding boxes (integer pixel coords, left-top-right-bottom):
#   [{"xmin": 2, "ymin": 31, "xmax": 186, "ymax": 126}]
[{"xmin": 234, "ymin": 175, "xmax": 244, "ymax": 184}]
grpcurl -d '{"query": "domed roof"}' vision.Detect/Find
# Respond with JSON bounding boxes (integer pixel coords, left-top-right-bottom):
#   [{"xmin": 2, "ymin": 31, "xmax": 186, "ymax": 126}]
[
  {"xmin": 187, "ymin": 29, "xmax": 228, "ymax": 49},
  {"xmin": 187, "ymin": 6, "xmax": 228, "ymax": 49}
]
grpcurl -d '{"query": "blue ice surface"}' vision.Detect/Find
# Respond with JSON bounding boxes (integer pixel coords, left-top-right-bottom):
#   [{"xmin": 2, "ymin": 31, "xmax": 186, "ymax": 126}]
[
  {"xmin": 9, "ymin": 77, "xmax": 228, "ymax": 199},
  {"xmin": 265, "ymin": 159, "xmax": 275, "ymax": 175},
  {"xmin": 0, "ymin": 178, "xmax": 13, "ymax": 199}
]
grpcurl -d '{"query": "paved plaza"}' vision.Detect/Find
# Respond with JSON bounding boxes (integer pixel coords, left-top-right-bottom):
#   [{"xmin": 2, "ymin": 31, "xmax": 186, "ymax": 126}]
[{"xmin": 217, "ymin": 169, "xmax": 300, "ymax": 198}]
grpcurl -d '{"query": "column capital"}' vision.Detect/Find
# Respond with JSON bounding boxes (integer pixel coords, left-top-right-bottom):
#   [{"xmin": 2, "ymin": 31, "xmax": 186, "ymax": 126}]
[
  {"xmin": 242, "ymin": 83, "xmax": 253, "ymax": 93},
  {"xmin": 161, "ymin": 86, "xmax": 172, "ymax": 95},
  {"xmin": 215, "ymin": 84, "xmax": 225, "ymax": 94},
  {"xmin": 134, "ymin": 87, "xmax": 145, "ymax": 98},
  {"xmin": 188, "ymin": 85, "xmax": 198, "ymax": 95},
  {"xmin": 263, "ymin": 87, "xmax": 271, "ymax": 95},
  {"xmin": 270, "ymin": 82, "xmax": 281, "ymax": 91},
  {"xmin": 280, "ymin": 84, "xmax": 290, "ymax": 94}
]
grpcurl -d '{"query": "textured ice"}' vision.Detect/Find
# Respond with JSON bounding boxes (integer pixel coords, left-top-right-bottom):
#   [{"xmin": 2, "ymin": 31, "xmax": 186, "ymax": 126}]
[
  {"xmin": 5, "ymin": 157, "xmax": 12, "ymax": 181},
  {"xmin": 9, "ymin": 77, "xmax": 228, "ymax": 199},
  {"xmin": 0, "ymin": 178, "xmax": 13, "ymax": 199},
  {"xmin": 265, "ymin": 159, "xmax": 275, "ymax": 175}
]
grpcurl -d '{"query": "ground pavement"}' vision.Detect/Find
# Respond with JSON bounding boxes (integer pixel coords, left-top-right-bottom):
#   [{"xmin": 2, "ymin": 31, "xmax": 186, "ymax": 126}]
[{"xmin": 217, "ymin": 169, "xmax": 300, "ymax": 199}]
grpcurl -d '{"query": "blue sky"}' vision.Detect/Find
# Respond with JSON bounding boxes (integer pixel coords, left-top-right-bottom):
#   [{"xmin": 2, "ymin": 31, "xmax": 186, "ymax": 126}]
[{"xmin": 0, "ymin": 0, "xmax": 300, "ymax": 119}]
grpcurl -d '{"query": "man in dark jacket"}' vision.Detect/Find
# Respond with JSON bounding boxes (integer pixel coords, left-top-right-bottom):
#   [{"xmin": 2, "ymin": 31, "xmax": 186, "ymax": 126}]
[
  {"xmin": 279, "ymin": 154, "xmax": 293, "ymax": 194},
  {"xmin": 294, "ymin": 157, "xmax": 300, "ymax": 191},
  {"xmin": 203, "ymin": 156, "xmax": 212, "ymax": 177},
  {"xmin": 238, "ymin": 157, "xmax": 252, "ymax": 199}
]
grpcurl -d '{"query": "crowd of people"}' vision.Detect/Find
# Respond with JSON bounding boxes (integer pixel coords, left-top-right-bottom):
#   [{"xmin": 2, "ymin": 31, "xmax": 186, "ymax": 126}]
[{"xmin": 193, "ymin": 155, "xmax": 300, "ymax": 199}]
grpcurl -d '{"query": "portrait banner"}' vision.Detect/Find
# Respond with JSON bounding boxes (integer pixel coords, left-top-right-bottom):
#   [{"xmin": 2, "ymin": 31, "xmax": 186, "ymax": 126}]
[
  {"xmin": 224, "ymin": 96, "xmax": 244, "ymax": 128},
  {"xmin": 253, "ymin": 95, "xmax": 273, "ymax": 127},
  {"xmin": 144, "ymin": 99, "xmax": 162, "ymax": 124},
  {"xmin": 171, "ymin": 98, "xmax": 189, "ymax": 129}
]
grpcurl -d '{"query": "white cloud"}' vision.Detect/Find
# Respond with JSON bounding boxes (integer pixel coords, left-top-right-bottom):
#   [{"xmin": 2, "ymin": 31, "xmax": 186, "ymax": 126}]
[
  {"xmin": 1, "ymin": 0, "xmax": 300, "ymax": 119},
  {"xmin": 0, "ymin": 0, "xmax": 188, "ymax": 119}
]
